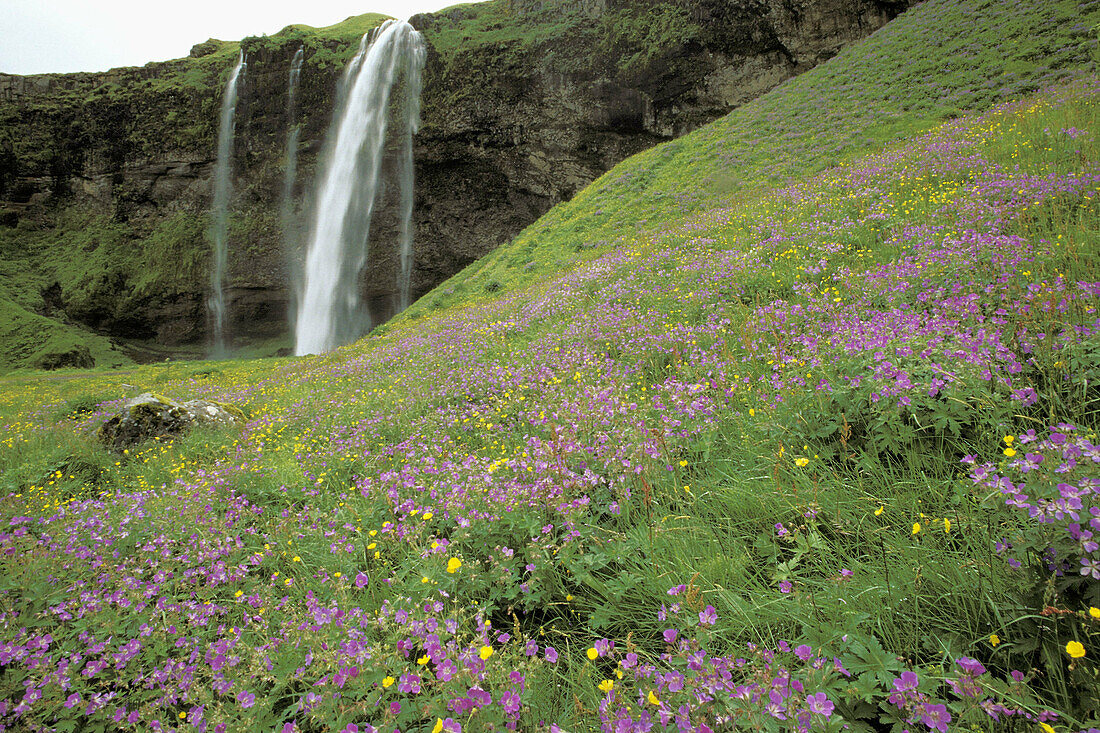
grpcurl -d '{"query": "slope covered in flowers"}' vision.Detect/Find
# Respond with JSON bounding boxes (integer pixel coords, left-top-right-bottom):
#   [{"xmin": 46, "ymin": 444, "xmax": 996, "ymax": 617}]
[
  {"xmin": 420, "ymin": 0, "xmax": 1099, "ymax": 307},
  {"xmin": 2, "ymin": 8, "xmax": 1100, "ymax": 733}
]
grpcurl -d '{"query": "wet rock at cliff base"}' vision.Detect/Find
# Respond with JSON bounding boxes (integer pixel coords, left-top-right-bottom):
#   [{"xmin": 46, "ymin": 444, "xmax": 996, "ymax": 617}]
[{"xmin": 97, "ymin": 392, "xmax": 246, "ymax": 451}]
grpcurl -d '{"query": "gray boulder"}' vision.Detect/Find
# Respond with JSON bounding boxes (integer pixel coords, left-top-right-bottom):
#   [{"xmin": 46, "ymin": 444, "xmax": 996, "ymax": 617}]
[{"xmin": 98, "ymin": 392, "xmax": 246, "ymax": 451}]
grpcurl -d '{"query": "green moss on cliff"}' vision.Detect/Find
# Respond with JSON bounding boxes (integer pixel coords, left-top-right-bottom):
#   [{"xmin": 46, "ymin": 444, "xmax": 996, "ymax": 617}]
[{"xmin": 0, "ymin": 298, "xmax": 130, "ymax": 373}]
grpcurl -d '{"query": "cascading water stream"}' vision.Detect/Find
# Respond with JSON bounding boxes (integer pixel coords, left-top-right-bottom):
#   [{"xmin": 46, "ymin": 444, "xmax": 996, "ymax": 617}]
[
  {"xmin": 208, "ymin": 51, "xmax": 245, "ymax": 358},
  {"xmin": 294, "ymin": 20, "xmax": 425, "ymax": 356},
  {"xmin": 395, "ymin": 39, "xmax": 424, "ymax": 314},
  {"xmin": 282, "ymin": 47, "xmax": 305, "ymax": 325}
]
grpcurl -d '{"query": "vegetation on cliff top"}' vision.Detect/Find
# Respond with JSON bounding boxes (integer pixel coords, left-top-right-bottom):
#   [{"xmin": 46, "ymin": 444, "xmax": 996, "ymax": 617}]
[{"xmin": 1, "ymin": 0, "xmax": 1100, "ymax": 730}]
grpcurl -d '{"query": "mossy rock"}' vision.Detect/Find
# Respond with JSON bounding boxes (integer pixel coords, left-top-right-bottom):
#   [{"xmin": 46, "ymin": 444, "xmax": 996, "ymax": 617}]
[
  {"xmin": 97, "ymin": 392, "xmax": 246, "ymax": 451},
  {"xmin": 189, "ymin": 39, "xmax": 222, "ymax": 58},
  {"xmin": 31, "ymin": 343, "xmax": 94, "ymax": 371}
]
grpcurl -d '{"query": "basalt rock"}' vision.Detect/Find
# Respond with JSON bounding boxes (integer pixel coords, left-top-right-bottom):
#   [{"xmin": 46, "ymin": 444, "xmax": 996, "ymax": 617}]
[
  {"xmin": 97, "ymin": 392, "xmax": 246, "ymax": 451},
  {"xmin": 0, "ymin": 0, "xmax": 909, "ymax": 359}
]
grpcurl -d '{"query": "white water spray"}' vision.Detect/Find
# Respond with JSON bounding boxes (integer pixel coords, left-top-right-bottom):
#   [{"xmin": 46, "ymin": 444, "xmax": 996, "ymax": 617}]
[
  {"xmin": 294, "ymin": 20, "xmax": 425, "ymax": 355},
  {"xmin": 208, "ymin": 51, "xmax": 245, "ymax": 357}
]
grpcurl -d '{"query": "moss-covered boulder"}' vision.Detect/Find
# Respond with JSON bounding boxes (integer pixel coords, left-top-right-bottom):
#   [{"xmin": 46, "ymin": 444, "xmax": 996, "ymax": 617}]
[
  {"xmin": 97, "ymin": 392, "xmax": 246, "ymax": 451},
  {"xmin": 31, "ymin": 341, "xmax": 94, "ymax": 370}
]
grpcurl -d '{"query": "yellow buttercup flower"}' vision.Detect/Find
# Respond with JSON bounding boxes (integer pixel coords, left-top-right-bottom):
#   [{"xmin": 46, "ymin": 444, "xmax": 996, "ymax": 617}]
[
  {"xmin": 1003, "ymin": 447, "xmax": 1016, "ymax": 457},
  {"xmin": 1003, "ymin": 435, "xmax": 1014, "ymax": 445},
  {"xmin": 989, "ymin": 634, "xmax": 1000, "ymax": 647},
  {"xmin": 1066, "ymin": 640, "xmax": 1085, "ymax": 658},
  {"xmin": 943, "ymin": 518, "xmax": 951, "ymax": 534},
  {"xmin": 648, "ymin": 690, "xmax": 661, "ymax": 705},
  {"xmin": 912, "ymin": 522, "xmax": 921, "ymax": 535},
  {"xmin": 598, "ymin": 679, "xmax": 614, "ymax": 693},
  {"xmin": 1040, "ymin": 723, "xmax": 1055, "ymax": 733},
  {"xmin": 433, "ymin": 720, "xmax": 444, "ymax": 733},
  {"xmin": 1089, "ymin": 607, "xmax": 1100, "ymax": 619},
  {"xmin": 794, "ymin": 457, "xmax": 809, "ymax": 467},
  {"xmin": 382, "ymin": 676, "xmax": 395, "ymax": 688},
  {"xmin": 479, "ymin": 645, "xmax": 494, "ymax": 660},
  {"xmin": 587, "ymin": 647, "xmax": 599, "ymax": 660},
  {"xmin": 447, "ymin": 557, "xmax": 462, "ymax": 573}
]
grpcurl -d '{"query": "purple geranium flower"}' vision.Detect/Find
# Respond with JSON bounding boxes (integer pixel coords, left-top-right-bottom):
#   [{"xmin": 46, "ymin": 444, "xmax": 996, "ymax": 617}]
[{"xmin": 806, "ymin": 692, "xmax": 834, "ymax": 717}]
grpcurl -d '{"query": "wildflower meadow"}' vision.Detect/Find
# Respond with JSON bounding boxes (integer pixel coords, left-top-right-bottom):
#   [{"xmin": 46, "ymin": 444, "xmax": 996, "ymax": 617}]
[{"xmin": 2, "ymin": 2, "xmax": 1100, "ymax": 731}]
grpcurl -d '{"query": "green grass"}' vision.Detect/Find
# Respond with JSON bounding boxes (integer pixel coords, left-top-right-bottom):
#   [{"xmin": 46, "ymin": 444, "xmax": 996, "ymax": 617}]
[
  {"xmin": 411, "ymin": 0, "xmax": 1100, "ymax": 314},
  {"xmin": 0, "ymin": 2, "xmax": 1099, "ymax": 728}
]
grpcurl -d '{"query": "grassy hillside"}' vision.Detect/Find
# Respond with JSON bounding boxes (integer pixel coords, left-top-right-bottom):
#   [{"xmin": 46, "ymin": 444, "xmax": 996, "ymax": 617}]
[
  {"xmin": 413, "ymin": 0, "xmax": 1099, "ymax": 310},
  {"xmin": 1, "ymin": 0, "xmax": 1099, "ymax": 731}
]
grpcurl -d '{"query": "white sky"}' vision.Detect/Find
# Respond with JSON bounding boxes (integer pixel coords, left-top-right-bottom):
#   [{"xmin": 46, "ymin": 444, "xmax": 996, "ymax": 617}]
[{"xmin": 2, "ymin": 1, "xmax": 477, "ymax": 75}]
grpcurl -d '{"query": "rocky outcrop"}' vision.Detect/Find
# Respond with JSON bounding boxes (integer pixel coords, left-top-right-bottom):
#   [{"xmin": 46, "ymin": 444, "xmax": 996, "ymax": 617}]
[
  {"xmin": 97, "ymin": 393, "xmax": 246, "ymax": 451},
  {"xmin": 0, "ymin": 0, "xmax": 909, "ymax": 358},
  {"xmin": 32, "ymin": 342, "xmax": 94, "ymax": 370}
]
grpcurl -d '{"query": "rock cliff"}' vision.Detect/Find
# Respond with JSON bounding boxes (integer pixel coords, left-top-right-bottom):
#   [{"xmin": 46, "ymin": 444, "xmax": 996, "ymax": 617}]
[{"xmin": 0, "ymin": 0, "xmax": 909, "ymax": 365}]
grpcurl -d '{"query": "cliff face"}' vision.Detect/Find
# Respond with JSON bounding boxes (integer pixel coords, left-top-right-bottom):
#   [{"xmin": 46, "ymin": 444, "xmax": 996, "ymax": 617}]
[{"xmin": 0, "ymin": 0, "xmax": 908, "ymax": 364}]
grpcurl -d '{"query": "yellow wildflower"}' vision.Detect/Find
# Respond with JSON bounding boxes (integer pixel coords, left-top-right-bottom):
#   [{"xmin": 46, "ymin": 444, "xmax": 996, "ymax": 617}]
[
  {"xmin": 1066, "ymin": 640, "xmax": 1085, "ymax": 658},
  {"xmin": 648, "ymin": 690, "xmax": 661, "ymax": 706},
  {"xmin": 587, "ymin": 647, "xmax": 599, "ymax": 660},
  {"xmin": 598, "ymin": 679, "xmax": 614, "ymax": 693},
  {"xmin": 479, "ymin": 645, "xmax": 494, "ymax": 660},
  {"xmin": 447, "ymin": 557, "xmax": 462, "ymax": 573}
]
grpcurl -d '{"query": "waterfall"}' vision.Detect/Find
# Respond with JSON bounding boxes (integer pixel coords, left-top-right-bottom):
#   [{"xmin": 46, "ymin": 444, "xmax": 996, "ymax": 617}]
[
  {"xmin": 282, "ymin": 47, "xmax": 305, "ymax": 327},
  {"xmin": 395, "ymin": 35, "xmax": 424, "ymax": 314},
  {"xmin": 294, "ymin": 20, "xmax": 426, "ymax": 356},
  {"xmin": 208, "ymin": 51, "xmax": 245, "ymax": 358}
]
